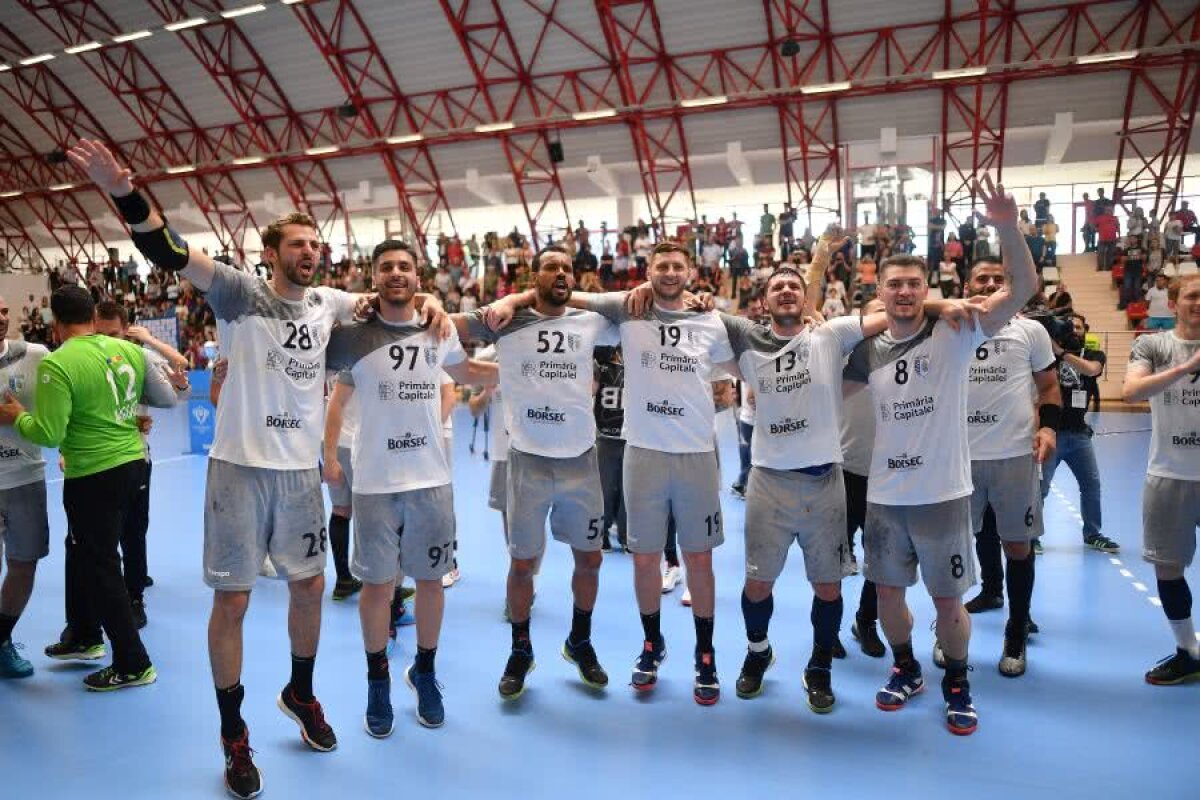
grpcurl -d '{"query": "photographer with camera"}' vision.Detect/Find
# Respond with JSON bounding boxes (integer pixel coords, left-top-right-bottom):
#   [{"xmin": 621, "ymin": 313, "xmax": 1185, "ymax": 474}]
[{"xmin": 1033, "ymin": 313, "xmax": 1119, "ymax": 554}]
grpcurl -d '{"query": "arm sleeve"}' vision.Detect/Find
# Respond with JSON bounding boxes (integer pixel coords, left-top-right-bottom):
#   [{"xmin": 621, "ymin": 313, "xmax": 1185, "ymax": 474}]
[
  {"xmin": 844, "ymin": 340, "xmax": 871, "ymax": 384},
  {"xmin": 824, "ymin": 315, "xmax": 865, "ymax": 356},
  {"xmin": 442, "ymin": 328, "xmax": 467, "ymax": 366},
  {"xmin": 1128, "ymin": 336, "xmax": 1159, "ymax": 371},
  {"xmin": 323, "ymin": 287, "xmax": 359, "ymax": 324},
  {"xmin": 1027, "ymin": 323, "xmax": 1056, "ymax": 372},
  {"xmin": 462, "ymin": 310, "xmax": 498, "ymax": 343},
  {"xmin": 337, "ymin": 369, "xmax": 356, "ymax": 388},
  {"xmin": 205, "ymin": 262, "xmax": 259, "ymax": 321},
  {"xmin": 14, "ymin": 360, "xmax": 71, "ymax": 447},
  {"xmin": 325, "ymin": 328, "xmax": 357, "ymax": 373},
  {"xmin": 719, "ymin": 313, "xmax": 754, "ymax": 359},
  {"xmin": 707, "ymin": 313, "xmax": 735, "ymax": 362},
  {"xmin": 586, "ymin": 292, "xmax": 631, "ymax": 324},
  {"xmin": 140, "ymin": 349, "xmax": 180, "ymax": 408}
]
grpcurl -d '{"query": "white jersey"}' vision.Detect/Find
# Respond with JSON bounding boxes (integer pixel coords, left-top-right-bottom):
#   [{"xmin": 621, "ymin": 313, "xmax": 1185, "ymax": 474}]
[
  {"xmin": 966, "ymin": 317, "xmax": 1054, "ymax": 460},
  {"xmin": 1129, "ymin": 332, "xmax": 1200, "ymax": 481},
  {"xmin": 466, "ymin": 307, "xmax": 616, "ymax": 459},
  {"xmin": 591, "ymin": 294, "xmax": 734, "ymax": 454},
  {"xmin": 724, "ymin": 315, "xmax": 862, "ymax": 470},
  {"xmin": 441, "ymin": 372, "xmax": 454, "ymax": 439},
  {"xmin": 205, "ymin": 263, "xmax": 357, "ymax": 469},
  {"xmin": 845, "ymin": 318, "xmax": 987, "ymax": 505},
  {"xmin": 840, "ymin": 374, "xmax": 876, "ymax": 477},
  {"xmin": 327, "ymin": 317, "xmax": 466, "ymax": 494},
  {"xmin": 326, "ymin": 372, "xmax": 359, "ymax": 449},
  {"xmin": 0, "ymin": 341, "xmax": 47, "ymax": 490}
]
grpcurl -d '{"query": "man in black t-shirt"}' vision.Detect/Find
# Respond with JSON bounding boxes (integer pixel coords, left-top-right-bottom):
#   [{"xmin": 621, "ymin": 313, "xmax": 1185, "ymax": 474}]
[{"xmin": 593, "ymin": 347, "xmax": 626, "ymax": 551}]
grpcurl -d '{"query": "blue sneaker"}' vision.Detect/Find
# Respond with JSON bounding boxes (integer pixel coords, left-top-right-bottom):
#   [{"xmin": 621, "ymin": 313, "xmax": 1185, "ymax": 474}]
[
  {"xmin": 0, "ymin": 640, "xmax": 33, "ymax": 679},
  {"xmin": 364, "ymin": 678, "xmax": 393, "ymax": 738},
  {"xmin": 943, "ymin": 675, "xmax": 978, "ymax": 735},
  {"xmin": 875, "ymin": 664, "xmax": 924, "ymax": 711},
  {"xmin": 405, "ymin": 664, "xmax": 445, "ymax": 728},
  {"xmin": 632, "ymin": 638, "xmax": 666, "ymax": 692}
]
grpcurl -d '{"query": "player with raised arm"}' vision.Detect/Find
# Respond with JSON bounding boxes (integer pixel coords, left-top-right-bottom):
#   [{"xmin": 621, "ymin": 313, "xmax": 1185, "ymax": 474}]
[
  {"xmin": 1122, "ymin": 274, "xmax": 1200, "ymax": 685},
  {"xmin": 324, "ymin": 240, "xmax": 497, "ymax": 735},
  {"xmin": 843, "ymin": 176, "xmax": 1039, "ymax": 735},
  {"xmin": 66, "ymin": 140, "xmax": 447, "ymax": 799}
]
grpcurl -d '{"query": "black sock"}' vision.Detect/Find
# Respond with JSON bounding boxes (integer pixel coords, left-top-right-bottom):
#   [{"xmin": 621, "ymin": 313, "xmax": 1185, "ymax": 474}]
[
  {"xmin": 664, "ymin": 546, "xmax": 680, "ymax": 569},
  {"xmin": 811, "ymin": 595, "xmax": 843, "ymax": 652},
  {"xmin": 0, "ymin": 612, "xmax": 18, "ymax": 644},
  {"xmin": 1158, "ymin": 577, "xmax": 1193, "ymax": 621},
  {"xmin": 977, "ymin": 506, "xmax": 1004, "ymax": 597},
  {"xmin": 740, "ymin": 591, "xmax": 773, "ymax": 646},
  {"xmin": 858, "ymin": 579, "xmax": 878, "ymax": 624},
  {"xmin": 569, "ymin": 606, "xmax": 592, "ymax": 645},
  {"xmin": 943, "ymin": 657, "xmax": 969, "ymax": 684},
  {"xmin": 215, "ymin": 683, "xmax": 246, "ymax": 740},
  {"xmin": 694, "ymin": 615, "xmax": 714, "ymax": 654},
  {"xmin": 290, "ymin": 654, "xmax": 315, "ymax": 702},
  {"xmin": 892, "ymin": 640, "xmax": 918, "ymax": 671},
  {"xmin": 415, "ymin": 646, "xmax": 437, "ymax": 674},
  {"xmin": 328, "ymin": 513, "xmax": 351, "ymax": 582},
  {"xmin": 366, "ymin": 648, "xmax": 389, "ymax": 681},
  {"xmin": 1005, "ymin": 552, "xmax": 1035, "ymax": 632},
  {"xmin": 641, "ymin": 611, "xmax": 661, "ymax": 644},
  {"xmin": 511, "ymin": 619, "xmax": 531, "ymax": 652}
]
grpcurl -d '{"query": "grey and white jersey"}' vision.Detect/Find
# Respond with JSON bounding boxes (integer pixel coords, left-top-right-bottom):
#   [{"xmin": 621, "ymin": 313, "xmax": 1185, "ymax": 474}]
[
  {"xmin": 723, "ymin": 314, "xmax": 862, "ymax": 470},
  {"xmin": 327, "ymin": 317, "xmax": 466, "ymax": 494},
  {"xmin": 204, "ymin": 262, "xmax": 357, "ymax": 469},
  {"xmin": 966, "ymin": 317, "xmax": 1055, "ymax": 460},
  {"xmin": 0, "ymin": 341, "xmax": 47, "ymax": 490},
  {"xmin": 845, "ymin": 318, "xmax": 987, "ymax": 505},
  {"xmin": 1129, "ymin": 331, "xmax": 1200, "ymax": 480},
  {"xmin": 465, "ymin": 307, "xmax": 616, "ymax": 458}
]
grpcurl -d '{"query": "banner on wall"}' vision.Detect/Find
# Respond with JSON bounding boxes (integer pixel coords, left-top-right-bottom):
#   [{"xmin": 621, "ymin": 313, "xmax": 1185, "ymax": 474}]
[{"xmin": 140, "ymin": 314, "xmax": 179, "ymax": 350}]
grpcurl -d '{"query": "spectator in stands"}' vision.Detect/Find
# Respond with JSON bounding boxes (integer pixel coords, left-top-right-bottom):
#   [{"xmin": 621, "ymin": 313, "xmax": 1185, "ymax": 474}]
[
  {"xmin": 1034, "ymin": 192, "xmax": 1050, "ymax": 231},
  {"xmin": 1120, "ymin": 235, "xmax": 1145, "ymax": 310},
  {"xmin": 944, "ymin": 231, "xmax": 965, "ymax": 284},
  {"xmin": 1144, "ymin": 273, "xmax": 1174, "ymax": 331},
  {"xmin": 928, "ymin": 206, "xmax": 946, "ymax": 266},
  {"xmin": 1081, "ymin": 191, "xmax": 1097, "ymax": 251},
  {"xmin": 1096, "ymin": 209, "xmax": 1120, "ymax": 271},
  {"xmin": 778, "ymin": 203, "xmax": 795, "ymax": 256},
  {"xmin": 857, "ymin": 254, "xmax": 877, "ymax": 302},
  {"xmin": 1170, "ymin": 201, "xmax": 1197, "ymax": 246},
  {"xmin": 1164, "ymin": 215, "xmax": 1184, "ymax": 263},
  {"xmin": 759, "ymin": 203, "xmax": 775, "ymax": 242},
  {"xmin": 1042, "ymin": 214, "xmax": 1059, "ymax": 266},
  {"xmin": 938, "ymin": 254, "xmax": 960, "ymax": 299},
  {"xmin": 1047, "ymin": 280, "xmax": 1073, "ymax": 314}
]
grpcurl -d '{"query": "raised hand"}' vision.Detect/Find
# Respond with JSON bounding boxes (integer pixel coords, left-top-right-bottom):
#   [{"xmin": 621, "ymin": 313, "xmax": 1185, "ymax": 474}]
[
  {"xmin": 972, "ymin": 174, "xmax": 1018, "ymax": 228},
  {"xmin": 66, "ymin": 139, "xmax": 134, "ymax": 196}
]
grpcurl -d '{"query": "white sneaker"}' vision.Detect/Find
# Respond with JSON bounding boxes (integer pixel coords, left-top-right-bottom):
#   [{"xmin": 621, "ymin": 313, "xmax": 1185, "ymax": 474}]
[
  {"xmin": 681, "ymin": 588, "xmax": 692, "ymax": 607},
  {"xmin": 441, "ymin": 568, "xmax": 460, "ymax": 588},
  {"xmin": 661, "ymin": 565, "xmax": 681, "ymax": 593}
]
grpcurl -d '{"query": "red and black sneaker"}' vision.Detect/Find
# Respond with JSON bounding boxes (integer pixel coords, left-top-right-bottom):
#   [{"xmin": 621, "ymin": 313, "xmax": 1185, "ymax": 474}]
[
  {"xmin": 693, "ymin": 650, "xmax": 720, "ymax": 706},
  {"xmin": 221, "ymin": 728, "xmax": 263, "ymax": 799},
  {"xmin": 276, "ymin": 685, "xmax": 337, "ymax": 752}
]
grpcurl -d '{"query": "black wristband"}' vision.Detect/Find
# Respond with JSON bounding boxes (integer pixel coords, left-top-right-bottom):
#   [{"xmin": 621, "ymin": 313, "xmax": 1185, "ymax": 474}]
[
  {"xmin": 1038, "ymin": 404, "xmax": 1062, "ymax": 431},
  {"xmin": 111, "ymin": 190, "xmax": 151, "ymax": 226}
]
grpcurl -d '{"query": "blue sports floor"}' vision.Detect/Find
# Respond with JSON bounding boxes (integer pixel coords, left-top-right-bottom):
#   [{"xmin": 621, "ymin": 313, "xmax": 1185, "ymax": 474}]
[{"xmin": 1, "ymin": 407, "xmax": 1196, "ymax": 799}]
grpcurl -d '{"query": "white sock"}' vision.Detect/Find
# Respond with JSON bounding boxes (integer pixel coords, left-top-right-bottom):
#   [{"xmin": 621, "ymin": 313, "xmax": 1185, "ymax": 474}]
[
  {"xmin": 748, "ymin": 638, "xmax": 771, "ymax": 654},
  {"xmin": 1168, "ymin": 617, "xmax": 1200, "ymax": 658}
]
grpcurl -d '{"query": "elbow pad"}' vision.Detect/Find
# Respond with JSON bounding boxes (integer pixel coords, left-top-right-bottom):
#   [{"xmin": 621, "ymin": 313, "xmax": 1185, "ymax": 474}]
[{"xmin": 132, "ymin": 225, "xmax": 190, "ymax": 271}]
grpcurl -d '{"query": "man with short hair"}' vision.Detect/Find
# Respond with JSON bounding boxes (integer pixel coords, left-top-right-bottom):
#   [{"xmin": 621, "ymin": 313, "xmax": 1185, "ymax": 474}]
[
  {"xmin": 324, "ymin": 240, "xmax": 496, "ymax": 735},
  {"xmin": 462, "ymin": 245, "xmax": 619, "ymax": 700},
  {"xmin": 843, "ymin": 176, "xmax": 1038, "ymax": 735},
  {"xmin": 0, "ymin": 294, "xmax": 50, "ymax": 679},
  {"xmin": 1122, "ymin": 274, "xmax": 1200, "ymax": 684},
  {"xmin": 1145, "ymin": 273, "xmax": 1174, "ymax": 331}
]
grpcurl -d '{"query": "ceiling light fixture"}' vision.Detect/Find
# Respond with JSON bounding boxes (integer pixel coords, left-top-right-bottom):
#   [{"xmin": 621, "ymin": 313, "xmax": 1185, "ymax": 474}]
[
  {"xmin": 165, "ymin": 17, "xmax": 207, "ymax": 32},
  {"xmin": 221, "ymin": 4, "xmax": 267, "ymax": 19},
  {"xmin": 113, "ymin": 30, "xmax": 153, "ymax": 44},
  {"xmin": 680, "ymin": 95, "xmax": 728, "ymax": 108},
  {"xmin": 572, "ymin": 108, "xmax": 618, "ymax": 121},
  {"xmin": 65, "ymin": 41, "xmax": 102, "ymax": 55}
]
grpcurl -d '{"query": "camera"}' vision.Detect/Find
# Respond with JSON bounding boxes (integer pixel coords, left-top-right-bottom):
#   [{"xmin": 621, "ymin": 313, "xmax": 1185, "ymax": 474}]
[{"xmin": 1026, "ymin": 309, "xmax": 1082, "ymax": 352}]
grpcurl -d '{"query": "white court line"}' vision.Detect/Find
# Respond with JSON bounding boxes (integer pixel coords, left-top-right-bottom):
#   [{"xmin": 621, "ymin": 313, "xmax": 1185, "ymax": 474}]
[
  {"xmin": 1110, "ymin": 557, "xmax": 1123, "ymax": 565},
  {"xmin": 1119, "ymin": 569, "xmax": 1133, "ymax": 577},
  {"xmin": 1132, "ymin": 582, "xmax": 1148, "ymax": 592},
  {"xmin": 47, "ymin": 454, "xmax": 197, "ymax": 485},
  {"xmin": 1149, "ymin": 597, "xmax": 1163, "ymax": 607}
]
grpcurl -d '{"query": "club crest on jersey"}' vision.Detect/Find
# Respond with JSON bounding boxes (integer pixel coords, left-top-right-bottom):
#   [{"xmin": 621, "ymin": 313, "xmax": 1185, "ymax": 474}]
[
  {"xmin": 106, "ymin": 354, "xmax": 124, "ymax": 366},
  {"xmin": 913, "ymin": 355, "xmax": 931, "ymax": 378},
  {"xmin": 521, "ymin": 361, "xmax": 537, "ymax": 378},
  {"xmin": 7, "ymin": 374, "xmax": 25, "ymax": 393},
  {"xmin": 424, "ymin": 347, "xmax": 438, "ymax": 367},
  {"xmin": 793, "ymin": 340, "xmax": 811, "ymax": 364},
  {"xmin": 265, "ymin": 350, "xmax": 283, "ymax": 371},
  {"xmin": 567, "ymin": 333, "xmax": 582, "ymax": 352},
  {"xmin": 641, "ymin": 352, "xmax": 656, "ymax": 369}
]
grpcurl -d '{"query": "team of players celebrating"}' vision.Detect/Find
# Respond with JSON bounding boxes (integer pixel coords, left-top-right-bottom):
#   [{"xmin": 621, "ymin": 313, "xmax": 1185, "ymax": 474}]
[{"xmin": 1, "ymin": 141, "xmax": 1195, "ymax": 800}]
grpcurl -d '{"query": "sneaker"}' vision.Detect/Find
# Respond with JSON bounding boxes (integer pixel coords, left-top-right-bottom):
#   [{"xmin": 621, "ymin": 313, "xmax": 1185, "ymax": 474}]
[
  {"xmin": 83, "ymin": 664, "xmax": 157, "ymax": 692},
  {"xmin": 999, "ymin": 629, "xmax": 1027, "ymax": 678},
  {"xmin": 661, "ymin": 565, "xmax": 681, "ymax": 593},
  {"xmin": 405, "ymin": 664, "xmax": 445, "ymax": 727},
  {"xmin": 221, "ymin": 728, "xmax": 263, "ymax": 799},
  {"xmin": 681, "ymin": 588, "xmax": 692, "ymax": 607},
  {"xmin": 735, "ymin": 647, "xmax": 774, "ymax": 698},
  {"xmin": 632, "ymin": 638, "xmax": 666, "ymax": 692},
  {"xmin": 363, "ymin": 677, "xmax": 393, "ymax": 738},
  {"xmin": 851, "ymin": 619, "xmax": 886, "ymax": 658},
  {"xmin": 943, "ymin": 674, "xmax": 979, "ymax": 735},
  {"xmin": 1145, "ymin": 649, "xmax": 1200, "ymax": 685},
  {"xmin": 875, "ymin": 664, "xmax": 925, "ymax": 711},
  {"xmin": 131, "ymin": 598, "xmax": 147, "ymax": 630},
  {"xmin": 964, "ymin": 592, "xmax": 1004, "ymax": 614},
  {"xmin": 332, "ymin": 577, "xmax": 363, "ymax": 601},
  {"xmin": 730, "ymin": 484, "xmax": 746, "ymax": 500},
  {"xmin": 0, "ymin": 640, "xmax": 33, "ymax": 679},
  {"xmin": 441, "ymin": 568, "xmax": 461, "ymax": 588},
  {"xmin": 562, "ymin": 638, "xmax": 609, "ymax": 689},
  {"xmin": 693, "ymin": 650, "xmax": 720, "ymax": 705},
  {"xmin": 1084, "ymin": 534, "xmax": 1120, "ymax": 553},
  {"xmin": 498, "ymin": 648, "xmax": 535, "ymax": 700},
  {"xmin": 45, "ymin": 637, "xmax": 106, "ymax": 662},
  {"xmin": 802, "ymin": 665, "xmax": 835, "ymax": 714},
  {"xmin": 277, "ymin": 686, "xmax": 337, "ymax": 751},
  {"xmin": 1032, "ymin": 538, "xmax": 1044, "ymax": 555},
  {"xmin": 832, "ymin": 636, "xmax": 847, "ymax": 660}
]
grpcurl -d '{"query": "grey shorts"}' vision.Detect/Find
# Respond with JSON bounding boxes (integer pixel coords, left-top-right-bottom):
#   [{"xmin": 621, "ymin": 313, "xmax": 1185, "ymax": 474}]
[
  {"xmin": 352, "ymin": 484, "xmax": 457, "ymax": 583},
  {"xmin": 325, "ymin": 446, "xmax": 354, "ymax": 509},
  {"xmin": 488, "ymin": 460, "xmax": 508, "ymax": 512},
  {"xmin": 970, "ymin": 455, "xmax": 1042, "ymax": 543},
  {"xmin": 0, "ymin": 480, "xmax": 50, "ymax": 562},
  {"xmin": 864, "ymin": 496, "xmax": 976, "ymax": 597},
  {"xmin": 624, "ymin": 446, "xmax": 723, "ymax": 555},
  {"xmin": 1142, "ymin": 475, "xmax": 1200, "ymax": 569},
  {"xmin": 744, "ymin": 465, "xmax": 847, "ymax": 584},
  {"xmin": 506, "ymin": 446, "xmax": 603, "ymax": 560},
  {"xmin": 203, "ymin": 459, "xmax": 327, "ymax": 590}
]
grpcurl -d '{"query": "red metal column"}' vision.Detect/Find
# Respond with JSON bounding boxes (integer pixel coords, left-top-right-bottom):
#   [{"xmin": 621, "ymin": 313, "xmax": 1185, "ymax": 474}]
[
  {"xmin": 764, "ymin": 0, "xmax": 843, "ymax": 226},
  {"xmin": 595, "ymin": 0, "xmax": 697, "ymax": 235},
  {"xmin": 291, "ymin": 0, "xmax": 456, "ymax": 250},
  {"xmin": 439, "ymin": 0, "xmax": 572, "ymax": 247},
  {"xmin": 17, "ymin": 0, "xmax": 260, "ymax": 262}
]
